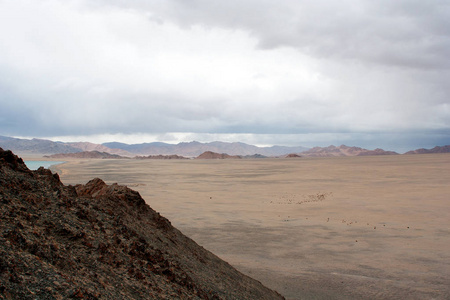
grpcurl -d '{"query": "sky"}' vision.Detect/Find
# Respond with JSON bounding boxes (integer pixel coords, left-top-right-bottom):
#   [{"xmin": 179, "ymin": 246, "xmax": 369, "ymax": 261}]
[{"xmin": 1, "ymin": 0, "xmax": 449, "ymax": 152}]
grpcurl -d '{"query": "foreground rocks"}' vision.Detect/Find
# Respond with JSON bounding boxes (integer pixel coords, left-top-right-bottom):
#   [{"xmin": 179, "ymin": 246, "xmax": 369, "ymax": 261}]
[{"xmin": 0, "ymin": 148, "xmax": 284, "ymax": 299}]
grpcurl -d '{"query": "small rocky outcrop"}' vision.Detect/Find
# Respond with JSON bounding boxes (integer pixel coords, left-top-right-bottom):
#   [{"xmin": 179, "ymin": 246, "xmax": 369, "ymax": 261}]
[
  {"xmin": 196, "ymin": 151, "xmax": 242, "ymax": 159},
  {"xmin": 285, "ymin": 153, "xmax": 301, "ymax": 158},
  {"xmin": 0, "ymin": 148, "xmax": 283, "ymax": 299}
]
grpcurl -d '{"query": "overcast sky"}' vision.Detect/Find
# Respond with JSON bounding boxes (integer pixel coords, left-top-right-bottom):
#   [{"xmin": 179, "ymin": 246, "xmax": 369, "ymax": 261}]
[{"xmin": 1, "ymin": 0, "xmax": 449, "ymax": 152}]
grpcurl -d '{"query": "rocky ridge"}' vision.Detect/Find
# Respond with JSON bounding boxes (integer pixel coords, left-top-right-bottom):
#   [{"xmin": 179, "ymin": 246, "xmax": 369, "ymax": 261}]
[{"xmin": 0, "ymin": 148, "xmax": 283, "ymax": 299}]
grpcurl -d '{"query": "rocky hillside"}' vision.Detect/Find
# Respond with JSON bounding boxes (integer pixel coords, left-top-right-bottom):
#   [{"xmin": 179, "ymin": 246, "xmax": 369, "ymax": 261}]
[
  {"xmin": 196, "ymin": 151, "xmax": 242, "ymax": 159},
  {"xmin": 405, "ymin": 145, "xmax": 450, "ymax": 154},
  {"xmin": 45, "ymin": 151, "xmax": 128, "ymax": 159},
  {"xmin": 300, "ymin": 145, "xmax": 398, "ymax": 157},
  {"xmin": 0, "ymin": 148, "xmax": 283, "ymax": 299}
]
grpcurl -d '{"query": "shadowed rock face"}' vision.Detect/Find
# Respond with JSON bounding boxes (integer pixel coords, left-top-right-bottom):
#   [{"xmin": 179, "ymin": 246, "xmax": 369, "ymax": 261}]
[{"xmin": 0, "ymin": 148, "xmax": 284, "ymax": 299}]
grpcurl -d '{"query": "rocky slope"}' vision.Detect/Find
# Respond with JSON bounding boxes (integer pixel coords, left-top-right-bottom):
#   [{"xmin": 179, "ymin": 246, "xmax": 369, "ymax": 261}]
[{"xmin": 0, "ymin": 148, "xmax": 283, "ymax": 299}]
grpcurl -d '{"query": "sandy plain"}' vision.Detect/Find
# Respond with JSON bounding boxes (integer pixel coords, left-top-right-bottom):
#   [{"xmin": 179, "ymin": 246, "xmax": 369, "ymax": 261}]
[{"xmin": 50, "ymin": 154, "xmax": 450, "ymax": 299}]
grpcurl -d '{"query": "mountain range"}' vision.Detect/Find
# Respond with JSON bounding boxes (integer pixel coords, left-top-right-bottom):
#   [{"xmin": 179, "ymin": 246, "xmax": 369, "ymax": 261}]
[
  {"xmin": 0, "ymin": 136, "xmax": 308, "ymax": 157},
  {"xmin": 300, "ymin": 145, "xmax": 399, "ymax": 157},
  {"xmin": 404, "ymin": 145, "xmax": 450, "ymax": 155},
  {"xmin": 102, "ymin": 141, "xmax": 309, "ymax": 157},
  {"xmin": 1, "ymin": 135, "xmax": 449, "ymax": 157}
]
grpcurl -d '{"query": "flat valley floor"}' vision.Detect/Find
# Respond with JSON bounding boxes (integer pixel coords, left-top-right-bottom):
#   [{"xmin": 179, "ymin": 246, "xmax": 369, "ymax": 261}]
[{"xmin": 52, "ymin": 154, "xmax": 450, "ymax": 299}]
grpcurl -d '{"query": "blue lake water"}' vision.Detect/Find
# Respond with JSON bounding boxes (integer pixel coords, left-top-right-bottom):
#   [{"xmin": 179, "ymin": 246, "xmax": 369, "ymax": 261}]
[{"xmin": 24, "ymin": 161, "xmax": 65, "ymax": 170}]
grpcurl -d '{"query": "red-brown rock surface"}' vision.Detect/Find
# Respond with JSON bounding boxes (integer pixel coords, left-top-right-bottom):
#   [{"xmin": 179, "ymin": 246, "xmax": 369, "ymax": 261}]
[{"xmin": 0, "ymin": 148, "xmax": 283, "ymax": 299}]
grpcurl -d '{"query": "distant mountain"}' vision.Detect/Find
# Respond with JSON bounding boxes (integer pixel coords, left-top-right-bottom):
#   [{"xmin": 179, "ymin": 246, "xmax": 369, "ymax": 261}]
[
  {"xmin": 4, "ymin": 135, "xmax": 448, "ymax": 157},
  {"xmin": 45, "ymin": 151, "xmax": 128, "ymax": 159},
  {"xmin": 67, "ymin": 142, "xmax": 133, "ymax": 157},
  {"xmin": 1, "ymin": 137, "xmax": 308, "ymax": 157},
  {"xmin": 196, "ymin": 151, "xmax": 242, "ymax": 159},
  {"xmin": 103, "ymin": 141, "xmax": 309, "ymax": 157},
  {"xmin": 102, "ymin": 142, "xmax": 173, "ymax": 155},
  {"xmin": 0, "ymin": 136, "xmax": 81, "ymax": 155},
  {"xmin": 404, "ymin": 145, "xmax": 450, "ymax": 154},
  {"xmin": 300, "ymin": 145, "xmax": 399, "ymax": 157}
]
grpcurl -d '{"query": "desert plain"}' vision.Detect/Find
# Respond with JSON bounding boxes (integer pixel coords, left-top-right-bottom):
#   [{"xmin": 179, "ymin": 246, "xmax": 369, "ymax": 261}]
[{"xmin": 50, "ymin": 154, "xmax": 450, "ymax": 299}]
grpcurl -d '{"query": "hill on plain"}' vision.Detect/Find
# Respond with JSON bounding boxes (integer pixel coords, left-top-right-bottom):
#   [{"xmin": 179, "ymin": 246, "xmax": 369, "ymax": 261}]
[
  {"xmin": 0, "ymin": 136, "xmax": 308, "ymax": 157},
  {"xmin": 196, "ymin": 151, "xmax": 242, "ymax": 159}
]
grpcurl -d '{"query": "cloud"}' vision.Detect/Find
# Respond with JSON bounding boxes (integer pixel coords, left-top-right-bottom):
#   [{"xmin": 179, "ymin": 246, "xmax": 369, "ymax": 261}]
[
  {"xmin": 96, "ymin": 0, "xmax": 450, "ymax": 69},
  {"xmin": 0, "ymin": 0, "xmax": 449, "ymax": 150}
]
